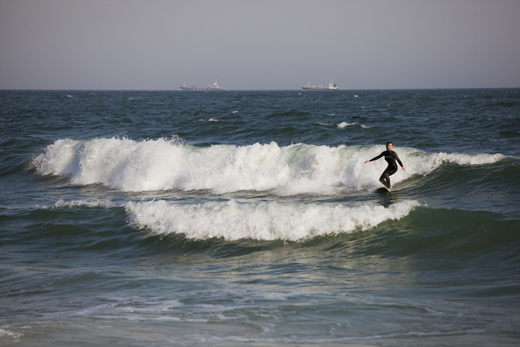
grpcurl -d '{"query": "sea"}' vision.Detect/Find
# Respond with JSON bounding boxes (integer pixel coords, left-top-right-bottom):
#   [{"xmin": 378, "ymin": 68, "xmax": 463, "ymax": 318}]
[{"xmin": 1, "ymin": 89, "xmax": 519, "ymax": 346}]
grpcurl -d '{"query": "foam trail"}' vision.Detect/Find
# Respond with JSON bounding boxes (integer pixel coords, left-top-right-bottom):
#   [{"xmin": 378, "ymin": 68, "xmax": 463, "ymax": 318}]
[
  {"xmin": 33, "ymin": 138, "xmax": 505, "ymax": 194},
  {"xmin": 126, "ymin": 199, "xmax": 421, "ymax": 241},
  {"xmin": 36, "ymin": 199, "xmax": 118, "ymax": 209}
]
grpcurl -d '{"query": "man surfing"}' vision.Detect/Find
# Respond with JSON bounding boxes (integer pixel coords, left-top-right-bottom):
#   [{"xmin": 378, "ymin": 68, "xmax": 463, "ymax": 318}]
[{"xmin": 364, "ymin": 142, "xmax": 406, "ymax": 190}]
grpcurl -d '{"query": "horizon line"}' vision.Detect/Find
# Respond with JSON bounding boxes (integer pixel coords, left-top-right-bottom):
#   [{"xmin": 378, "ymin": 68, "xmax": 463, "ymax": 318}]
[{"xmin": 2, "ymin": 87, "xmax": 519, "ymax": 92}]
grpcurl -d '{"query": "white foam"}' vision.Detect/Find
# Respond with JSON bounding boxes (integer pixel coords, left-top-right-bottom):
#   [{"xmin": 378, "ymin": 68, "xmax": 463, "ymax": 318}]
[
  {"xmin": 54, "ymin": 199, "xmax": 117, "ymax": 208},
  {"xmin": 126, "ymin": 199, "xmax": 420, "ymax": 241},
  {"xmin": 402, "ymin": 149, "xmax": 505, "ymax": 176},
  {"xmin": 35, "ymin": 199, "xmax": 117, "ymax": 209},
  {"xmin": 337, "ymin": 122, "xmax": 353, "ymax": 128},
  {"xmin": 33, "ymin": 138, "xmax": 505, "ymax": 194},
  {"xmin": 337, "ymin": 122, "xmax": 372, "ymax": 129},
  {"xmin": 0, "ymin": 329, "xmax": 22, "ymax": 339}
]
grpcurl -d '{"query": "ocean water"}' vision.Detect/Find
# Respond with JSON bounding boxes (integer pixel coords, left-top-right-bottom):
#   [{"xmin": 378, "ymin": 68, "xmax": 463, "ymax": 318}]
[{"xmin": 1, "ymin": 89, "xmax": 519, "ymax": 346}]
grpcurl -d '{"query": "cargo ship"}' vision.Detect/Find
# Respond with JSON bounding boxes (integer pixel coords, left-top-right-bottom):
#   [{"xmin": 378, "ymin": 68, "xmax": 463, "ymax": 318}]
[
  {"xmin": 179, "ymin": 80, "xmax": 226, "ymax": 91},
  {"xmin": 302, "ymin": 80, "xmax": 340, "ymax": 91}
]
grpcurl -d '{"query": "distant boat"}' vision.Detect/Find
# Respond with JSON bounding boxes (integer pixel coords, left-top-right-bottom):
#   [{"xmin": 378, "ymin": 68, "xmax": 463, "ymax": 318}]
[
  {"xmin": 179, "ymin": 80, "xmax": 226, "ymax": 91},
  {"xmin": 206, "ymin": 80, "xmax": 226, "ymax": 91},
  {"xmin": 302, "ymin": 80, "xmax": 340, "ymax": 91}
]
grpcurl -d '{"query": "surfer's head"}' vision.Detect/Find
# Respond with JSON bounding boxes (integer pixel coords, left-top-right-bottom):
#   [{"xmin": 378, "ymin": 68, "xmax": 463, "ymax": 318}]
[{"xmin": 386, "ymin": 142, "xmax": 393, "ymax": 151}]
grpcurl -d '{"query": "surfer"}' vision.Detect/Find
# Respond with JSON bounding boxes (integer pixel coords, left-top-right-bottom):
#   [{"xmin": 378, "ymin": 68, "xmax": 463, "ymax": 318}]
[{"xmin": 364, "ymin": 142, "xmax": 406, "ymax": 189}]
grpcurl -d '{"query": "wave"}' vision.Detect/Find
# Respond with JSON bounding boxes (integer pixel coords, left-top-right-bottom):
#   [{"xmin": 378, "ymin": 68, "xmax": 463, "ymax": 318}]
[
  {"xmin": 36, "ymin": 199, "xmax": 118, "ymax": 209},
  {"xmin": 31, "ymin": 198, "xmax": 520, "ymax": 256},
  {"xmin": 337, "ymin": 121, "xmax": 372, "ymax": 129},
  {"xmin": 32, "ymin": 196, "xmax": 421, "ymax": 242},
  {"xmin": 125, "ymin": 199, "xmax": 421, "ymax": 241},
  {"xmin": 32, "ymin": 137, "xmax": 506, "ymax": 194},
  {"xmin": 316, "ymin": 121, "xmax": 372, "ymax": 129},
  {"xmin": 0, "ymin": 329, "xmax": 22, "ymax": 339}
]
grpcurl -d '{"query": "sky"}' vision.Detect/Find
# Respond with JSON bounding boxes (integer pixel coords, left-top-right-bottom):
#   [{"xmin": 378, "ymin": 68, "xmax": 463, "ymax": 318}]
[{"xmin": 1, "ymin": 0, "xmax": 519, "ymax": 90}]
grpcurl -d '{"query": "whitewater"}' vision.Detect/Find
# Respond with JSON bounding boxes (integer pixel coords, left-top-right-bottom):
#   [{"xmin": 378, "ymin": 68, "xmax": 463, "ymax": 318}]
[{"xmin": 33, "ymin": 137, "xmax": 504, "ymax": 194}]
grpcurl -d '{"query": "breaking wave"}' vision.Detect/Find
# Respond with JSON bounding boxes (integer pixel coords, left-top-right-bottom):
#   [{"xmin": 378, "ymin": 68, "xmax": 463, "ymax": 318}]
[
  {"xmin": 33, "ymin": 137, "xmax": 505, "ymax": 194},
  {"xmin": 126, "ymin": 199, "xmax": 421, "ymax": 241}
]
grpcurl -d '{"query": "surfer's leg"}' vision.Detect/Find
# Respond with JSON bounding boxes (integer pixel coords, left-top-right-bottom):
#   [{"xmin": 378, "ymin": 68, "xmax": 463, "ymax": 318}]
[
  {"xmin": 380, "ymin": 167, "xmax": 397, "ymax": 189},
  {"xmin": 379, "ymin": 171, "xmax": 390, "ymax": 189}
]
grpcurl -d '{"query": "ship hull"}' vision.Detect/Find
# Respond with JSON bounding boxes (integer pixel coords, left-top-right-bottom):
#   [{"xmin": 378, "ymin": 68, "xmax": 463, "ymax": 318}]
[
  {"xmin": 180, "ymin": 86, "xmax": 204, "ymax": 91},
  {"xmin": 301, "ymin": 87, "xmax": 340, "ymax": 91}
]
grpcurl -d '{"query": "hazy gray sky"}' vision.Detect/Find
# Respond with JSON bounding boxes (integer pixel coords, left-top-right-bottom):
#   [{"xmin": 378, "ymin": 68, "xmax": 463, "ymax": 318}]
[{"xmin": 1, "ymin": 0, "xmax": 519, "ymax": 90}]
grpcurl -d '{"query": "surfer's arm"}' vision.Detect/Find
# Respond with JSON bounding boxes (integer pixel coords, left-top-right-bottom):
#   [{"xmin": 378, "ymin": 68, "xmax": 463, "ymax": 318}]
[
  {"xmin": 394, "ymin": 153, "xmax": 405, "ymax": 170},
  {"xmin": 365, "ymin": 152, "xmax": 384, "ymax": 164}
]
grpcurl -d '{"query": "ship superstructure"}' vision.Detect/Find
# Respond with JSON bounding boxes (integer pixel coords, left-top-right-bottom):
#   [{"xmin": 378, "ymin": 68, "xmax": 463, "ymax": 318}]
[{"xmin": 206, "ymin": 80, "xmax": 226, "ymax": 91}]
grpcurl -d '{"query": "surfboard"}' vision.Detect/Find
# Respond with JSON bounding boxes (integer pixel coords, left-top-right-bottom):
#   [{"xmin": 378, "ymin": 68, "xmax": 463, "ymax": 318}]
[{"xmin": 376, "ymin": 187, "xmax": 390, "ymax": 193}]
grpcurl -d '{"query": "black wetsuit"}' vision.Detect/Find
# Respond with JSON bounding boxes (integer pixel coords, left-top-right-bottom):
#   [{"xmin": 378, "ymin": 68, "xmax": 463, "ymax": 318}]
[{"xmin": 369, "ymin": 150, "xmax": 404, "ymax": 189}]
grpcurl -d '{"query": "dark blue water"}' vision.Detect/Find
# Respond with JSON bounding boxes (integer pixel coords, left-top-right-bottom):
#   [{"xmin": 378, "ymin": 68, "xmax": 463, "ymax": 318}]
[{"xmin": 1, "ymin": 89, "xmax": 520, "ymax": 346}]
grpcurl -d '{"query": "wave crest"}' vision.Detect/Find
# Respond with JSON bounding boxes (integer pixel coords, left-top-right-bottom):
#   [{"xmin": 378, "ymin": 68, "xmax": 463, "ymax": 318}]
[
  {"xmin": 126, "ymin": 200, "xmax": 421, "ymax": 241},
  {"xmin": 33, "ymin": 138, "xmax": 505, "ymax": 194}
]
